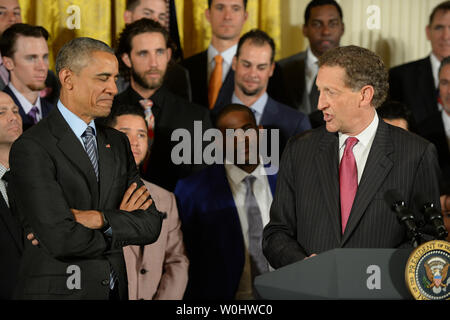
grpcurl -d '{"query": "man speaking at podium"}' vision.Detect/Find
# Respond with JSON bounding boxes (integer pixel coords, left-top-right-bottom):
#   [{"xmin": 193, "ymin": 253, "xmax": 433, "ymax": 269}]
[{"xmin": 262, "ymin": 46, "xmax": 442, "ymax": 268}]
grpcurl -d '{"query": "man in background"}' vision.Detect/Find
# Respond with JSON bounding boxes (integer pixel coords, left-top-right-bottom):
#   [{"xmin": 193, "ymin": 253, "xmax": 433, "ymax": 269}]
[{"xmin": 0, "ymin": 23, "xmax": 54, "ymax": 131}]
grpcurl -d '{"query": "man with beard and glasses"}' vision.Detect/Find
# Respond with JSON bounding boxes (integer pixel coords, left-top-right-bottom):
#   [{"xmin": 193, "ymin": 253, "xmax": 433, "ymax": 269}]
[
  {"xmin": 0, "ymin": 23, "xmax": 54, "ymax": 131},
  {"xmin": 275, "ymin": 0, "xmax": 344, "ymax": 128},
  {"xmin": 212, "ymin": 29, "xmax": 311, "ymax": 153},
  {"xmin": 112, "ymin": 18, "xmax": 212, "ymax": 192}
]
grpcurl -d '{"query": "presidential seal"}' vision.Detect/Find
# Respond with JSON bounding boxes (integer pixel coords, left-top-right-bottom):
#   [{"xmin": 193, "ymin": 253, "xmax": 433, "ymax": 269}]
[{"xmin": 405, "ymin": 240, "xmax": 450, "ymax": 300}]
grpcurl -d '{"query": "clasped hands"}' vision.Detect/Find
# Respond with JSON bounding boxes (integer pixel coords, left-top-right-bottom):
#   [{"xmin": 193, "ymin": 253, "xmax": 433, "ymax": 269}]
[{"xmin": 27, "ymin": 183, "xmax": 152, "ymax": 245}]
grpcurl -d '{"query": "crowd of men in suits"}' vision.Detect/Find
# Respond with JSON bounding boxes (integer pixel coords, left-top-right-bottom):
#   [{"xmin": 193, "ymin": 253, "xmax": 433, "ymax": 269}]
[{"xmin": 0, "ymin": 0, "xmax": 449, "ymax": 300}]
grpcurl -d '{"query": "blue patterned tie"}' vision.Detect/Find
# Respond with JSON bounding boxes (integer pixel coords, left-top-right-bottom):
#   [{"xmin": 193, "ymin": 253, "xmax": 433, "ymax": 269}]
[
  {"xmin": 81, "ymin": 126, "xmax": 117, "ymax": 290},
  {"xmin": 243, "ymin": 175, "xmax": 269, "ymax": 278}
]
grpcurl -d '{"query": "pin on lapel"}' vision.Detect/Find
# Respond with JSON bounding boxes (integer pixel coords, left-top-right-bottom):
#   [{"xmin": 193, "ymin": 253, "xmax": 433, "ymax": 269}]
[{"xmin": 106, "ymin": 144, "xmax": 111, "ymax": 148}]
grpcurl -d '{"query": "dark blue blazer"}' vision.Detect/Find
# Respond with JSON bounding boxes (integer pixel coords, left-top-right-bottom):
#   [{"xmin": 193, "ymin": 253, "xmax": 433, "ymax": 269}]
[
  {"xmin": 174, "ymin": 164, "xmax": 277, "ymax": 300},
  {"xmin": 213, "ymin": 95, "xmax": 312, "ymax": 153},
  {"xmin": 3, "ymin": 85, "xmax": 54, "ymax": 131}
]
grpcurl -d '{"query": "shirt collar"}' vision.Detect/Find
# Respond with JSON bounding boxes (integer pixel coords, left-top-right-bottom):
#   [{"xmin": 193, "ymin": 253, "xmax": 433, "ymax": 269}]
[
  {"xmin": 339, "ymin": 113, "xmax": 379, "ymax": 150},
  {"xmin": 0, "ymin": 163, "xmax": 8, "ymax": 179},
  {"xmin": 8, "ymin": 82, "xmax": 41, "ymax": 115},
  {"xmin": 224, "ymin": 158, "xmax": 266, "ymax": 187},
  {"xmin": 208, "ymin": 44, "xmax": 238, "ymax": 66},
  {"xmin": 231, "ymin": 92, "xmax": 268, "ymax": 118},
  {"xmin": 306, "ymin": 48, "xmax": 319, "ymax": 74},
  {"xmin": 57, "ymin": 100, "xmax": 96, "ymax": 138},
  {"xmin": 442, "ymin": 109, "xmax": 450, "ymax": 134},
  {"xmin": 430, "ymin": 53, "xmax": 441, "ymax": 89}
]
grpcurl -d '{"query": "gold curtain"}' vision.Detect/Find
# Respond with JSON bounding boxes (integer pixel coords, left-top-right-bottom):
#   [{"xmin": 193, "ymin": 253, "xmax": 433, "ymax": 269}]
[{"xmin": 18, "ymin": 0, "xmax": 282, "ymax": 69}]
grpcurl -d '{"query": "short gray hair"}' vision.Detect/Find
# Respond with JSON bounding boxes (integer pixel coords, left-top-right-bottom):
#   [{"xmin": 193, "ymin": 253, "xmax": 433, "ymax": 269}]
[{"xmin": 55, "ymin": 37, "xmax": 114, "ymax": 76}]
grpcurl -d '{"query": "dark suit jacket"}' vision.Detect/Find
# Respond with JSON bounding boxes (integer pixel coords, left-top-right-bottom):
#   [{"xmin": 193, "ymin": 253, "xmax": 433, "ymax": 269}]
[
  {"xmin": 8, "ymin": 107, "xmax": 164, "ymax": 300},
  {"xmin": 389, "ymin": 56, "xmax": 438, "ymax": 127},
  {"xmin": 174, "ymin": 164, "xmax": 277, "ymax": 300},
  {"xmin": 0, "ymin": 195, "xmax": 23, "ymax": 300},
  {"xmin": 3, "ymin": 85, "xmax": 54, "ymax": 131},
  {"xmin": 213, "ymin": 95, "xmax": 312, "ymax": 153},
  {"xmin": 112, "ymin": 86, "xmax": 213, "ymax": 192},
  {"xmin": 417, "ymin": 111, "xmax": 450, "ymax": 192},
  {"xmin": 181, "ymin": 50, "xmax": 235, "ymax": 109},
  {"xmin": 263, "ymin": 120, "xmax": 442, "ymax": 269}
]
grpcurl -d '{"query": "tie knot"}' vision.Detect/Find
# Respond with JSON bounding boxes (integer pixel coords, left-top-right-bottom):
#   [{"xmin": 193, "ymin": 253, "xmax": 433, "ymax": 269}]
[
  {"xmin": 214, "ymin": 54, "xmax": 223, "ymax": 64},
  {"xmin": 139, "ymin": 99, "xmax": 153, "ymax": 109},
  {"xmin": 82, "ymin": 126, "xmax": 95, "ymax": 139},
  {"xmin": 2, "ymin": 170, "xmax": 10, "ymax": 183},
  {"xmin": 243, "ymin": 175, "xmax": 256, "ymax": 189},
  {"xmin": 345, "ymin": 137, "xmax": 358, "ymax": 150}
]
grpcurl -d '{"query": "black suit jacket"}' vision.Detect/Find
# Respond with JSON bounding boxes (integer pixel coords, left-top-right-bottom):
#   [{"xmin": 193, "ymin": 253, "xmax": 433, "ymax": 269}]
[
  {"xmin": 3, "ymin": 85, "xmax": 54, "ymax": 131},
  {"xmin": 389, "ymin": 56, "xmax": 438, "ymax": 127},
  {"xmin": 181, "ymin": 50, "xmax": 235, "ymax": 109},
  {"xmin": 417, "ymin": 111, "xmax": 450, "ymax": 192},
  {"xmin": 112, "ymin": 86, "xmax": 213, "ymax": 192},
  {"xmin": 263, "ymin": 120, "xmax": 442, "ymax": 268},
  {"xmin": 0, "ymin": 194, "xmax": 22, "ymax": 300},
  {"xmin": 8, "ymin": 107, "xmax": 164, "ymax": 299}
]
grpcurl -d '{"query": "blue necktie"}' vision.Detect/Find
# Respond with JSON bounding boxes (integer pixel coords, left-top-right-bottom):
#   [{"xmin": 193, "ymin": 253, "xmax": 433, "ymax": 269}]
[{"xmin": 81, "ymin": 126, "xmax": 117, "ymax": 290}]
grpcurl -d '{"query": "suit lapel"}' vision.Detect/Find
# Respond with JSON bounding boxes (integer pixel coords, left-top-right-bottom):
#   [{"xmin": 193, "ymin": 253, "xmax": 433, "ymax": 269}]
[
  {"xmin": 4, "ymin": 86, "xmax": 33, "ymax": 128},
  {"xmin": 48, "ymin": 108, "xmax": 99, "ymax": 205},
  {"xmin": 315, "ymin": 130, "xmax": 342, "ymax": 243},
  {"xmin": 96, "ymin": 129, "xmax": 115, "ymax": 208},
  {"xmin": 0, "ymin": 196, "xmax": 22, "ymax": 252},
  {"xmin": 341, "ymin": 121, "xmax": 394, "ymax": 245}
]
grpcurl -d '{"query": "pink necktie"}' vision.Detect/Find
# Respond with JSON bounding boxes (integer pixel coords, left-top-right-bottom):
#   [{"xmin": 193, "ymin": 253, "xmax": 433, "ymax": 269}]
[{"xmin": 339, "ymin": 137, "xmax": 359, "ymax": 234}]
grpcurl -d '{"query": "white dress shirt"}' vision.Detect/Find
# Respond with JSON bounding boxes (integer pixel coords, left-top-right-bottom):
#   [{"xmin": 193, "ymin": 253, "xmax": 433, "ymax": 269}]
[
  {"xmin": 442, "ymin": 110, "xmax": 450, "ymax": 150},
  {"xmin": 0, "ymin": 164, "xmax": 9, "ymax": 207},
  {"xmin": 224, "ymin": 161, "xmax": 272, "ymax": 299},
  {"xmin": 207, "ymin": 44, "xmax": 237, "ymax": 83},
  {"xmin": 8, "ymin": 82, "xmax": 42, "ymax": 121},
  {"xmin": 339, "ymin": 113, "xmax": 379, "ymax": 184}
]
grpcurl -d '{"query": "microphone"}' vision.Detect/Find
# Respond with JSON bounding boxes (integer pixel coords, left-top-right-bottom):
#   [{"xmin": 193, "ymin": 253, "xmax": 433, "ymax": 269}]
[
  {"xmin": 414, "ymin": 193, "xmax": 448, "ymax": 240},
  {"xmin": 384, "ymin": 190, "xmax": 422, "ymax": 247}
]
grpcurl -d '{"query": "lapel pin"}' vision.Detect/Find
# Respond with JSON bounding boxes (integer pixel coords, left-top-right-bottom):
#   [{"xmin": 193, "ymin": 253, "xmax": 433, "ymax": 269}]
[{"xmin": 106, "ymin": 144, "xmax": 111, "ymax": 148}]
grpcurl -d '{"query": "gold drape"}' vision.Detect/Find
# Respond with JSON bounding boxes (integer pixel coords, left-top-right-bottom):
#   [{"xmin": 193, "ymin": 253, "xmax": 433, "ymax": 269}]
[{"xmin": 18, "ymin": 0, "xmax": 282, "ymax": 69}]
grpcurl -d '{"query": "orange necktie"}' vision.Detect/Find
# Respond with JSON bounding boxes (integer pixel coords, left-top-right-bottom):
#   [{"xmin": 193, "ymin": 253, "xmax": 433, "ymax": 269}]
[{"xmin": 208, "ymin": 55, "xmax": 223, "ymax": 109}]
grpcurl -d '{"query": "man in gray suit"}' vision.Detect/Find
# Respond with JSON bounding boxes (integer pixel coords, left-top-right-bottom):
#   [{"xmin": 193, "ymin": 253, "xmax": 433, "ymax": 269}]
[
  {"xmin": 263, "ymin": 45, "xmax": 442, "ymax": 269},
  {"xmin": 276, "ymin": 0, "xmax": 344, "ymax": 127}
]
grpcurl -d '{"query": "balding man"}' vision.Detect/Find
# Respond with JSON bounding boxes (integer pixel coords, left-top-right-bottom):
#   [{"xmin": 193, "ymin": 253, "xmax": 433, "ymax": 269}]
[
  {"xmin": 9, "ymin": 37, "xmax": 164, "ymax": 300},
  {"xmin": 0, "ymin": 91, "xmax": 22, "ymax": 299}
]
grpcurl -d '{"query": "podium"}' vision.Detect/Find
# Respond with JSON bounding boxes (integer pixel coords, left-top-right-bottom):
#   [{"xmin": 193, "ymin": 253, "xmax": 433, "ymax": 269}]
[{"xmin": 254, "ymin": 248, "xmax": 414, "ymax": 300}]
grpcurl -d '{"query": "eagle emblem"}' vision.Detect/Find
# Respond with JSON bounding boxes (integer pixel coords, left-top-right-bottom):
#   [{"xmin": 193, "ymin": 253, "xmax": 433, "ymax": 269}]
[{"xmin": 424, "ymin": 257, "xmax": 449, "ymax": 292}]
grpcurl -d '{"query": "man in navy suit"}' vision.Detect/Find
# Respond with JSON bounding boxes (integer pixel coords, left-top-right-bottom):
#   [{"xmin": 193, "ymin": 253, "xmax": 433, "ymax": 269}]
[
  {"xmin": 213, "ymin": 29, "xmax": 311, "ymax": 153},
  {"xmin": 0, "ymin": 23, "xmax": 54, "ymax": 131},
  {"xmin": 175, "ymin": 104, "xmax": 276, "ymax": 300}
]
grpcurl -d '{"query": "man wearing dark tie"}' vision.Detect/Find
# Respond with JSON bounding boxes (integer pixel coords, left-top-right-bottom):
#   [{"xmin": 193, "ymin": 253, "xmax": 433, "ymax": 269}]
[
  {"xmin": 263, "ymin": 46, "xmax": 442, "ymax": 268},
  {"xmin": 8, "ymin": 37, "xmax": 164, "ymax": 300},
  {"xmin": 0, "ymin": 91, "xmax": 23, "ymax": 299},
  {"xmin": 0, "ymin": 23, "xmax": 54, "ymax": 131}
]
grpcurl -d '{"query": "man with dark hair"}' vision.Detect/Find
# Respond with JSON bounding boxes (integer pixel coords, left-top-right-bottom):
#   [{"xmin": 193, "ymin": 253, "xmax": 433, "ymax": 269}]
[
  {"xmin": 120, "ymin": 0, "xmax": 190, "ymax": 100},
  {"xmin": 275, "ymin": 0, "xmax": 345, "ymax": 128},
  {"xmin": 263, "ymin": 45, "xmax": 441, "ymax": 269},
  {"xmin": 181, "ymin": 0, "xmax": 248, "ymax": 109},
  {"xmin": 175, "ymin": 103, "xmax": 276, "ymax": 300},
  {"xmin": 377, "ymin": 100, "xmax": 414, "ymax": 131},
  {"xmin": 113, "ymin": 18, "xmax": 212, "ymax": 192},
  {"xmin": 0, "ymin": 91, "xmax": 22, "ymax": 300},
  {"xmin": 418, "ymin": 55, "xmax": 450, "ymax": 211},
  {"xmin": 104, "ymin": 104, "xmax": 189, "ymax": 300},
  {"xmin": 0, "ymin": 23, "xmax": 54, "ymax": 131},
  {"xmin": 9, "ymin": 37, "xmax": 164, "ymax": 300},
  {"xmin": 213, "ymin": 29, "xmax": 311, "ymax": 153},
  {"xmin": 389, "ymin": 1, "xmax": 450, "ymax": 126}
]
